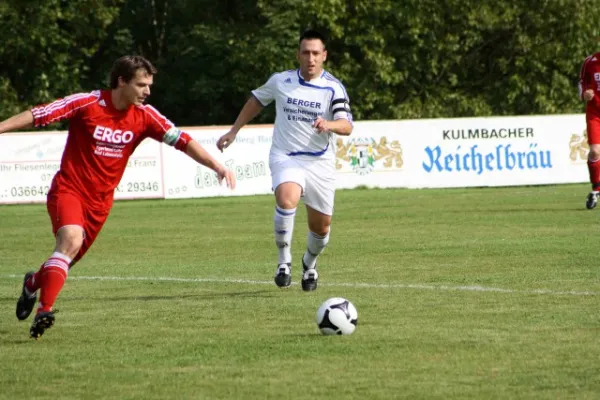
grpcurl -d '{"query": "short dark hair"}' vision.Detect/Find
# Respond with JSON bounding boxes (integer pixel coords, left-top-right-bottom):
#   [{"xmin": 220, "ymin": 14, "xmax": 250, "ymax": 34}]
[
  {"xmin": 299, "ymin": 30, "xmax": 326, "ymax": 48},
  {"xmin": 109, "ymin": 56, "xmax": 157, "ymax": 89}
]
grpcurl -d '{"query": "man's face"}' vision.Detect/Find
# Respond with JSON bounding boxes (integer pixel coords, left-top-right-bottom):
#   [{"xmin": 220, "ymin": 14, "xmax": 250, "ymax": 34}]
[
  {"xmin": 120, "ymin": 69, "xmax": 153, "ymax": 106},
  {"xmin": 297, "ymin": 38, "xmax": 327, "ymax": 79}
]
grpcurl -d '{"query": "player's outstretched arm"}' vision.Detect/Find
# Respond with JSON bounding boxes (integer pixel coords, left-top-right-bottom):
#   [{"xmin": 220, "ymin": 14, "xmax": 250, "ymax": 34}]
[
  {"xmin": 0, "ymin": 110, "xmax": 34, "ymax": 135},
  {"xmin": 185, "ymin": 141, "xmax": 236, "ymax": 189},
  {"xmin": 217, "ymin": 96, "xmax": 264, "ymax": 152},
  {"xmin": 313, "ymin": 117, "xmax": 353, "ymax": 136}
]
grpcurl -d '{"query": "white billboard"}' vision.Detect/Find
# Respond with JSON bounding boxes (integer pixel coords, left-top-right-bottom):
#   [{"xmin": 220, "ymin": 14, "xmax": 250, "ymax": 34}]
[
  {"xmin": 0, "ymin": 114, "xmax": 590, "ymax": 205},
  {"xmin": 161, "ymin": 127, "xmax": 273, "ymax": 199},
  {"xmin": 0, "ymin": 132, "xmax": 164, "ymax": 204}
]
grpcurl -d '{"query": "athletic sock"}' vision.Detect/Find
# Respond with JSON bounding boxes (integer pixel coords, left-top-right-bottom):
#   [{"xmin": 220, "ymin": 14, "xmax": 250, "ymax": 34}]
[
  {"xmin": 302, "ymin": 230, "xmax": 330, "ymax": 270},
  {"xmin": 37, "ymin": 252, "xmax": 71, "ymax": 313},
  {"xmin": 587, "ymin": 158, "xmax": 600, "ymax": 189},
  {"xmin": 24, "ymin": 263, "xmax": 45, "ymax": 295},
  {"xmin": 274, "ymin": 206, "xmax": 296, "ymax": 264}
]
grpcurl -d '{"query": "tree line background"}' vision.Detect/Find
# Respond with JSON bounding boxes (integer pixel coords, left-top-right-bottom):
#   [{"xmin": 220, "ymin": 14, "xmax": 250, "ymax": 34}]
[{"xmin": 0, "ymin": 0, "xmax": 598, "ymax": 127}]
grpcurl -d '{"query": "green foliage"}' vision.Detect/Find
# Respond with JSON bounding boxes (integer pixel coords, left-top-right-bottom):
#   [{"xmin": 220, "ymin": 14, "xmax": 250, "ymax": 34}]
[
  {"xmin": 0, "ymin": 0, "xmax": 123, "ymax": 120},
  {"xmin": 0, "ymin": 0, "xmax": 598, "ymax": 124}
]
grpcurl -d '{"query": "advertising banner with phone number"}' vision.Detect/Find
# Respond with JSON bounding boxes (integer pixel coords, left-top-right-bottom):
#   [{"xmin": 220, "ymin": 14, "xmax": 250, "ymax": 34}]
[
  {"xmin": 0, "ymin": 132, "xmax": 164, "ymax": 204},
  {"xmin": 0, "ymin": 114, "xmax": 590, "ymax": 205}
]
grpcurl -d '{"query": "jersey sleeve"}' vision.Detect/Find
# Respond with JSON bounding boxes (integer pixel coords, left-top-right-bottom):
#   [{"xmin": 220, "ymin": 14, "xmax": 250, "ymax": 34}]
[
  {"xmin": 142, "ymin": 105, "xmax": 193, "ymax": 152},
  {"xmin": 579, "ymin": 55, "xmax": 592, "ymax": 100},
  {"xmin": 330, "ymin": 82, "xmax": 352, "ymax": 123},
  {"xmin": 31, "ymin": 91, "xmax": 100, "ymax": 127},
  {"xmin": 251, "ymin": 73, "xmax": 278, "ymax": 106}
]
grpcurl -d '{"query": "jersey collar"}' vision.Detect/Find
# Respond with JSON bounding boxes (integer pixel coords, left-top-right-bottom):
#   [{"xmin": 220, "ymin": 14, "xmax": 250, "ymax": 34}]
[
  {"xmin": 297, "ymin": 69, "xmax": 326, "ymax": 84},
  {"xmin": 103, "ymin": 89, "xmax": 132, "ymax": 113}
]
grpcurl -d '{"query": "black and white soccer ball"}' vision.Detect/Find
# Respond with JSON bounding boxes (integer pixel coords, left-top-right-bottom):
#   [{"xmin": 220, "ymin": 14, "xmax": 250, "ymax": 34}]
[{"xmin": 315, "ymin": 297, "xmax": 358, "ymax": 335}]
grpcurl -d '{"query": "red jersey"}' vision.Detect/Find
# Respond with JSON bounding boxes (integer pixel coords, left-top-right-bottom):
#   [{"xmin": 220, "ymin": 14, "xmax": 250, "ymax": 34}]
[
  {"xmin": 31, "ymin": 89, "xmax": 191, "ymax": 209},
  {"xmin": 579, "ymin": 52, "xmax": 600, "ymax": 116}
]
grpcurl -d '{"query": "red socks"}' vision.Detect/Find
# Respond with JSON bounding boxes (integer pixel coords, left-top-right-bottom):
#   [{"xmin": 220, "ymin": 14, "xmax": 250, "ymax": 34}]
[
  {"xmin": 30, "ymin": 252, "xmax": 72, "ymax": 313},
  {"xmin": 24, "ymin": 263, "xmax": 44, "ymax": 294},
  {"xmin": 587, "ymin": 158, "xmax": 600, "ymax": 189}
]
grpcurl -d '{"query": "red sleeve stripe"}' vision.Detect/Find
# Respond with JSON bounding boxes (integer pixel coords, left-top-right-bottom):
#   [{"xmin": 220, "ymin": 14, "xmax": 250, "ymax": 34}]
[
  {"xmin": 31, "ymin": 93, "xmax": 90, "ymax": 116},
  {"xmin": 43, "ymin": 96, "xmax": 99, "ymax": 125},
  {"xmin": 141, "ymin": 104, "xmax": 175, "ymax": 132},
  {"xmin": 32, "ymin": 91, "xmax": 98, "ymax": 116},
  {"xmin": 32, "ymin": 91, "xmax": 100, "ymax": 121}
]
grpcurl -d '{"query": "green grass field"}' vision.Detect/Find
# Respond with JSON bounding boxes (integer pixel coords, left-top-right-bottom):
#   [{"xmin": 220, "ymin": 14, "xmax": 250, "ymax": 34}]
[{"xmin": 1, "ymin": 184, "xmax": 599, "ymax": 399}]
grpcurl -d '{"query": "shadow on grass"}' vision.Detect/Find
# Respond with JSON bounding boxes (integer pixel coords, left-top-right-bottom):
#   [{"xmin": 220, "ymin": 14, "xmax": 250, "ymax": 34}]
[
  {"xmin": 284, "ymin": 332, "xmax": 323, "ymax": 338},
  {"xmin": 0, "ymin": 297, "xmax": 22, "ymax": 306},
  {"xmin": 0, "ymin": 327, "xmax": 36, "ymax": 344},
  {"xmin": 443, "ymin": 207, "xmax": 587, "ymax": 213},
  {"xmin": 67, "ymin": 289, "xmax": 277, "ymax": 302},
  {"xmin": 0, "ymin": 289, "xmax": 294, "ymax": 305}
]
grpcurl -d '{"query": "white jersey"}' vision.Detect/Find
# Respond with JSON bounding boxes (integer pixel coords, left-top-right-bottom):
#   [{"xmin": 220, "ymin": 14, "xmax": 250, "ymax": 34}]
[{"xmin": 252, "ymin": 69, "xmax": 352, "ymax": 160}]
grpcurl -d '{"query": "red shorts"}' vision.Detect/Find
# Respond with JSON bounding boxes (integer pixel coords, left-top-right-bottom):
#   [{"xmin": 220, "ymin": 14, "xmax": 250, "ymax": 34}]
[
  {"xmin": 46, "ymin": 191, "xmax": 110, "ymax": 265},
  {"xmin": 587, "ymin": 114, "xmax": 600, "ymax": 145}
]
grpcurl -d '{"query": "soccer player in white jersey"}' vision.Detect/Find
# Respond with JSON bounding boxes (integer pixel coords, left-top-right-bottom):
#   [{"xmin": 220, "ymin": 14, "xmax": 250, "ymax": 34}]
[{"xmin": 217, "ymin": 30, "xmax": 353, "ymax": 291}]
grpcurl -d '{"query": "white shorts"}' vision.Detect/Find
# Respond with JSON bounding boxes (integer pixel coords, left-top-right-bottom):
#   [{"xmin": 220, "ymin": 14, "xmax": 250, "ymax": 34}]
[{"xmin": 269, "ymin": 152, "xmax": 336, "ymax": 215}]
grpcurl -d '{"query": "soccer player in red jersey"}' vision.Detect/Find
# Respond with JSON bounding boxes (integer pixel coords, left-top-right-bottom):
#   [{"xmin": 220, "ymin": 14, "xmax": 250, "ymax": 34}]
[
  {"xmin": 579, "ymin": 51, "xmax": 600, "ymax": 209},
  {"xmin": 0, "ymin": 56, "xmax": 236, "ymax": 339}
]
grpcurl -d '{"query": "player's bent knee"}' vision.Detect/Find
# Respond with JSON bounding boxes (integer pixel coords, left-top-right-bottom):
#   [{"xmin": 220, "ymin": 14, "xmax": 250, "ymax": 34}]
[
  {"xmin": 277, "ymin": 198, "xmax": 298, "ymax": 209},
  {"xmin": 55, "ymin": 226, "xmax": 85, "ymax": 257},
  {"xmin": 589, "ymin": 148, "xmax": 600, "ymax": 161},
  {"xmin": 308, "ymin": 222, "xmax": 330, "ymax": 237},
  {"xmin": 276, "ymin": 191, "xmax": 301, "ymax": 209},
  {"xmin": 313, "ymin": 228, "xmax": 330, "ymax": 237}
]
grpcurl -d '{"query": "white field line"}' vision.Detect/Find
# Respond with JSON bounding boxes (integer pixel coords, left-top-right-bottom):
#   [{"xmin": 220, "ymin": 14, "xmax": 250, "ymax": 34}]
[{"xmin": 3, "ymin": 274, "xmax": 598, "ymax": 296}]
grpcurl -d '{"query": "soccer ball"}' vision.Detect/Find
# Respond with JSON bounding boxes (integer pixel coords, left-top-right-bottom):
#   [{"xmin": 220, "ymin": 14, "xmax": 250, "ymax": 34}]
[{"xmin": 315, "ymin": 297, "xmax": 358, "ymax": 335}]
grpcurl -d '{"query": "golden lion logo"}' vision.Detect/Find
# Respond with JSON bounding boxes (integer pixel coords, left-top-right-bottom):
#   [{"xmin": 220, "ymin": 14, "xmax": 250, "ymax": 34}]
[
  {"xmin": 335, "ymin": 136, "xmax": 403, "ymax": 173},
  {"xmin": 569, "ymin": 129, "xmax": 589, "ymax": 162}
]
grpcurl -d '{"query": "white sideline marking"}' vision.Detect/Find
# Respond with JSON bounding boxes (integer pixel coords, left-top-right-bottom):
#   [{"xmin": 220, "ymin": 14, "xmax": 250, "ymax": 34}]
[{"xmin": 3, "ymin": 274, "xmax": 598, "ymax": 296}]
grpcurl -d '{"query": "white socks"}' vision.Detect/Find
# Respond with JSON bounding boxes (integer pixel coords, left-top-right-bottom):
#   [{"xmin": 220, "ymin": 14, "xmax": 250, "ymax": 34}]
[
  {"xmin": 274, "ymin": 206, "xmax": 296, "ymax": 264},
  {"xmin": 274, "ymin": 205, "xmax": 331, "ymax": 268},
  {"xmin": 302, "ymin": 230, "xmax": 330, "ymax": 269}
]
